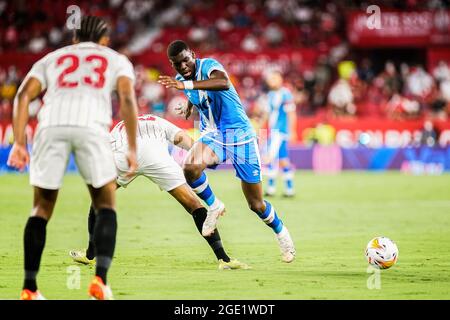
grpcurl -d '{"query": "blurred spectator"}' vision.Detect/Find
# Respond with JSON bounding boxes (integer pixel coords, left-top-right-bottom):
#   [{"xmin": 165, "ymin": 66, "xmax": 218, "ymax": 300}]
[
  {"xmin": 48, "ymin": 27, "xmax": 63, "ymax": 48},
  {"xmin": 28, "ymin": 32, "xmax": 47, "ymax": 53},
  {"xmin": 432, "ymin": 61, "xmax": 450, "ymax": 119},
  {"xmin": 420, "ymin": 120, "xmax": 438, "ymax": 147},
  {"xmin": 433, "ymin": 60, "xmax": 450, "ymax": 82},
  {"xmin": 385, "ymin": 94, "xmax": 420, "ymax": 119},
  {"xmin": 4, "ymin": 26, "xmax": 19, "ymax": 50},
  {"xmin": 265, "ymin": 0, "xmax": 284, "ymax": 19},
  {"xmin": 263, "ymin": 23, "xmax": 284, "ymax": 47},
  {"xmin": 216, "ymin": 17, "xmax": 233, "ymax": 32},
  {"xmin": 0, "ymin": 98, "xmax": 11, "ymax": 120},
  {"xmin": 228, "ymin": 4, "xmax": 251, "ymax": 28},
  {"xmin": 328, "ymin": 78, "xmax": 356, "ymax": 117},
  {"xmin": 188, "ymin": 24, "xmax": 209, "ymax": 45},
  {"xmin": 379, "ymin": 61, "xmax": 402, "ymax": 99},
  {"xmin": 406, "ymin": 65, "xmax": 434, "ymax": 100},
  {"xmin": 292, "ymin": 5, "xmax": 313, "ymax": 24},
  {"xmin": 303, "ymin": 122, "xmax": 336, "ymax": 146},
  {"xmin": 241, "ymin": 34, "xmax": 260, "ymax": 52},
  {"xmin": 124, "ymin": 0, "xmax": 153, "ymax": 21},
  {"xmin": 357, "ymin": 58, "xmax": 375, "ymax": 83}
]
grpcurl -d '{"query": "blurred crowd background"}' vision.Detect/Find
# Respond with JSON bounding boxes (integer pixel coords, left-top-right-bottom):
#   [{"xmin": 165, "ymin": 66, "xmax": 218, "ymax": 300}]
[{"xmin": 1, "ymin": 0, "xmax": 450, "ymax": 146}]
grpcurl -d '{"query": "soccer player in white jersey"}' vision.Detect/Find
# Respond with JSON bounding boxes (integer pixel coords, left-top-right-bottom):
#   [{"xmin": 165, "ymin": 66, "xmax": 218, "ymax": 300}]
[
  {"xmin": 70, "ymin": 114, "xmax": 248, "ymax": 270},
  {"xmin": 7, "ymin": 16, "xmax": 138, "ymax": 300}
]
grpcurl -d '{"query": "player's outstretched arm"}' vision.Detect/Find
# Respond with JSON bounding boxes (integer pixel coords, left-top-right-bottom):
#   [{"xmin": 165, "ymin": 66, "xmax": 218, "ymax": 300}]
[
  {"xmin": 158, "ymin": 70, "xmax": 231, "ymax": 91},
  {"xmin": 7, "ymin": 77, "xmax": 42, "ymax": 171},
  {"xmin": 116, "ymin": 76, "xmax": 138, "ymax": 176},
  {"xmin": 173, "ymin": 130, "xmax": 194, "ymax": 151}
]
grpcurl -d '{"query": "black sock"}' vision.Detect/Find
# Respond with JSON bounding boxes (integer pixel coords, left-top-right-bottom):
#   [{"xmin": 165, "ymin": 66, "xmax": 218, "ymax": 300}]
[
  {"xmin": 192, "ymin": 208, "xmax": 230, "ymax": 262},
  {"xmin": 23, "ymin": 216, "xmax": 48, "ymax": 291},
  {"xmin": 93, "ymin": 208, "xmax": 117, "ymax": 284},
  {"xmin": 86, "ymin": 206, "xmax": 96, "ymax": 260}
]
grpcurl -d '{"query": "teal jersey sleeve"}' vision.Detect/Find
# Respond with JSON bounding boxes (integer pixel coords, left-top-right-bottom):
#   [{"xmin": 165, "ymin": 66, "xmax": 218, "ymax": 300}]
[{"xmin": 201, "ymin": 58, "xmax": 226, "ymax": 79}]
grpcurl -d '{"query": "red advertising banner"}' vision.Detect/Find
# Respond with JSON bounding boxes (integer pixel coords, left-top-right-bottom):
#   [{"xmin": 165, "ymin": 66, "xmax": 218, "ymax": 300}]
[
  {"xmin": 297, "ymin": 117, "xmax": 450, "ymax": 148},
  {"xmin": 2, "ymin": 118, "xmax": 450, "ymax": 148},
  {"xmin": 347, "ymin": 10, "xmax": 450, "ymax": 47}
]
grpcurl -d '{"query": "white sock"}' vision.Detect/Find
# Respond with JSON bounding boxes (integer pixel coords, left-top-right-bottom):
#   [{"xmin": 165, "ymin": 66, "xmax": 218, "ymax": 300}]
[{"xmin": 209, "ymin": 198, "xmax": 221, "ymax": 211}]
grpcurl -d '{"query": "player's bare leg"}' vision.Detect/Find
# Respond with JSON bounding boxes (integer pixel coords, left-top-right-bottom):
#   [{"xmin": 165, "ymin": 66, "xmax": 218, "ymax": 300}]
[
  {"xmin": 21, "ymin": 187, "xmax": 59, "ymax": 300},
  {"xmin": 183, "ymin": 141, "xmax": 219, "ymax": 182},
  {"xmin": 168, "ymin": 184, "xmax": 249, "ymax": 269},
  {"xmin": 241, "ymin": 181, "xmax": 295, "ymax": 263},
  {"xmin": 183, "ymin": 142, "xmax": 225, "ymax": 236},
  {"xmin": 168, "ymin": 183, "xmax": 203, "ymax": 213},
  {"xmin": 86, "ymin": 180, "xmax": 117, "ymax": 300}
]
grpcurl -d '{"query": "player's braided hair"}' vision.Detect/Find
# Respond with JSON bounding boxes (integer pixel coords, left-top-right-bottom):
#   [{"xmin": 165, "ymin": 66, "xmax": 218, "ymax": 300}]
[
  {"xmin": 75, "ymin": 15, "xmax": 109, "ymax": 43},
  {"xmin": 167, "ymin": 40, "xmax": 190, "ymax": 57}
]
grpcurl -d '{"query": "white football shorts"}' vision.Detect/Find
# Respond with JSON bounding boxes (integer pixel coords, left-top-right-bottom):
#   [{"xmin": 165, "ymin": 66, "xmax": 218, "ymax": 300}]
[
  {"xmin": 30, "ymin": 126, "xmax": 117, "ymax": 190},
  {"xmin": 113, "ymin": 138, "xmax": 186, "ymax": 192}
]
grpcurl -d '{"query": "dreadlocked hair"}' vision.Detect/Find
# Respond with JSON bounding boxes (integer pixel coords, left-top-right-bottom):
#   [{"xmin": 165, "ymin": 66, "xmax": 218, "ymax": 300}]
[{"xmin": 75, "ymin": 15, "xmax": 109, "ymax": 43}]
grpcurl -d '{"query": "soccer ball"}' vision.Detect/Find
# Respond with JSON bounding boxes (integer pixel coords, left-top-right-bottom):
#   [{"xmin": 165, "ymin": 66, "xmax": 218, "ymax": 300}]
[{"xmin": 365, "ymin": 236, "xmax": 398, "ymax": 269}]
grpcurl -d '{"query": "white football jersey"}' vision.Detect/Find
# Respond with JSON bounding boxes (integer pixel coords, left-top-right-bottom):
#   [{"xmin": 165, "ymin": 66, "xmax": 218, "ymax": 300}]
[
  {"xmin": 110, "ymin": 114, "xmax": 182, "ymax": 151},
  {"xmin": 19, "ymin": 41, "xmax": 135, "ymax": 131}
]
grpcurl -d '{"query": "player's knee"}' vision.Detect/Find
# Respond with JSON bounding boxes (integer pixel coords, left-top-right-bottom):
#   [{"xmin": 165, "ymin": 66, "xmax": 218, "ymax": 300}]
[
  {"xmin": 32, "ymin": 202, "xmax": 53, "ymax": 220},
  {"xmin": 248, "ymin": 200, "xmax": 265, "ymax": 214},
  {"xmin": 183, "ymin": 163, "xmax": 202, "ymax": 182},
  {"xmin": 32, "ymin": 189, "xmax": 57, "ymax": 219}
]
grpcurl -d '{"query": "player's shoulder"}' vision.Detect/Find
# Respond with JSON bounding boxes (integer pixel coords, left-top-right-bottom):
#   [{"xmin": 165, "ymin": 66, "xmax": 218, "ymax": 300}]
[
  {"xmin": 202, "ymin": 57, "xmax": 220, "ymax": 64},
  {"xmin": 175, "ymin": 74, "xmax": 184, "ymax": 81},
  {"xmin": 201, "ymin": 57, "xmax": 222, "ymax": 68},
  {"xmin": 200, "ymin": 57, "xmax": 225, "ymax": 77},
  {"xmin": 32, "ymin": 46, "xmax": 67, "ymax": 65},
  {"xmin": 281, "ymin": 86, "xmax": 294, "ymax": 98}
]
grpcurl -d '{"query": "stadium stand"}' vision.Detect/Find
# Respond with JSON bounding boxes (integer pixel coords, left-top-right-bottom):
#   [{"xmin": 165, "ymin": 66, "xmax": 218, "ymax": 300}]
[{"xmin": 1, "ymin": 0, "xmax": 450, "ymax": 149}]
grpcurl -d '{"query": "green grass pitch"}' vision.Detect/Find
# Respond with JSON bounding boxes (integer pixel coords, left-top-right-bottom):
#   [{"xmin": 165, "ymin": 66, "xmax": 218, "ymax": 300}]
[{"xmin": 1, "ymin": 171, "xmax": 450, "ymax": 300}]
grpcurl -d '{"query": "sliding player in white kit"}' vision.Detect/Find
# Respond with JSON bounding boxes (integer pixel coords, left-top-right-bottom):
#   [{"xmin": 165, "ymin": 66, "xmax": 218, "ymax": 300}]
[
  {"xmin": 70, "ymin": 114, "xmax": 249, "ymax": 270},
  {"xmin": 7, "ymin": 16, "xmax": 138, "ymax": 300}
]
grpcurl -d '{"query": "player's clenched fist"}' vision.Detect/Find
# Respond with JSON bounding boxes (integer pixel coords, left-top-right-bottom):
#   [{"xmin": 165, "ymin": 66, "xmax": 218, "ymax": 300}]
[
  {"xmin": 7, "ymin": 143, "xmax": 30, "ymax": 171},
  {"xmin": 158, "ymin": 75, "xmax": 184, "ymax": 90}
]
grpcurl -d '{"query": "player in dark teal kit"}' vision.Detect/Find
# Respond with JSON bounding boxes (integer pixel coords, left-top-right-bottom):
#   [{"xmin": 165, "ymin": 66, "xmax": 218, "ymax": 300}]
[{"xmin": 159, "ymin": 40, "xmax": 295, "ymax": 263}]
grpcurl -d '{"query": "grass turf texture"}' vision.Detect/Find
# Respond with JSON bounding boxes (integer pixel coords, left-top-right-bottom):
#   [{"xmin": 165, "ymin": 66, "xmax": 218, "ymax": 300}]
[{"xmin": 0, "ymin": 171, "xmax": 449, "ymax": 300}]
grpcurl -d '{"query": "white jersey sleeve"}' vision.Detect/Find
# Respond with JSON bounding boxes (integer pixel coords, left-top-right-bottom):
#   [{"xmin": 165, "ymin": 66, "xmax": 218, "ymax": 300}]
[
  {"xmin": 26, "ymin": 57, "xmax": 48, "ymax": 90},
  {"xmin": 114, "ymin": 54, "xmax": 136, "ymax": 87}
]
